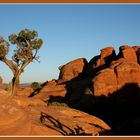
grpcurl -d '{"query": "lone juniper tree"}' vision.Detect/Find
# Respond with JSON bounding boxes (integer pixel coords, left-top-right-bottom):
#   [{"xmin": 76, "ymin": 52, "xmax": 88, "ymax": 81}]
[{"xmin": 0, "ymin": 29, "xmax": 43, "ymax": 96}]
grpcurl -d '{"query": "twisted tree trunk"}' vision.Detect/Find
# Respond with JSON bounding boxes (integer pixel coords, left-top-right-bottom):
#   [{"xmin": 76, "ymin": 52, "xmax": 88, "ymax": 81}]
[{"xmin": 8, "ymin": 61, "xmax": 30, "ymax": 96}]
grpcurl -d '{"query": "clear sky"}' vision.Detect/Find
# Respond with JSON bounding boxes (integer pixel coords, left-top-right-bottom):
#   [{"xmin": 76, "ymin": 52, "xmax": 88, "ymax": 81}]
[{"xmin": 0, "ymin": 4, "xmax": 140, "ymax": 83}]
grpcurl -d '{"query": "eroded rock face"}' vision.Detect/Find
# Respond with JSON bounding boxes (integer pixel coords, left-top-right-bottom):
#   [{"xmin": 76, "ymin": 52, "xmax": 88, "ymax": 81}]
[
  {"xmin": 92, "ymin": 57, "xmax": 140, "ymax": 97},
  {"xmin": 118, "ymin": 45, "xmax": 137, "ymax": 63},
  {"xmin": 92, "ymin": 68, "xmax": 117, "ymax": 96},
  {"xmin": 58, "ymin": 58, "xmax": 88, "ymax": 84},
  {"xmin": 136, "ymin": 47, "xmax": 140, "ymax": 65},
  {"xmin": 87, "ymin": 46, "xmax": 116, "ymax": 75},
  {"xmin": 100, "ymin": 47, "xmax": 116, "ymax": 65},
  {"xmin": 112, "ymin": 60, "xmax": 140, "ymax": 89}
]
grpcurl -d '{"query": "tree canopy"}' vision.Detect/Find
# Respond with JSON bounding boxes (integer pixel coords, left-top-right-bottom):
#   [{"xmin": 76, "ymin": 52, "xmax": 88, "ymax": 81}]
[{"xmin": 0, "ymin": 29, "xmax": 43, "ymax": 95}]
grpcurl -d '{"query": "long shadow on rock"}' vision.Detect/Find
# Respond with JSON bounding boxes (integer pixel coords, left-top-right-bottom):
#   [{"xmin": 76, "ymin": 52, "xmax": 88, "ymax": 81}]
[
  {"xmin": 47, "ymin": 95, "xmax": 66, "ymax": 104},
  {"xmin": 64, "ymin": 77, "xmax": 92, "ymax": 104},
  {"xmin": 40, "ymin": 112, "xmax": 92, "ymax": 136}
]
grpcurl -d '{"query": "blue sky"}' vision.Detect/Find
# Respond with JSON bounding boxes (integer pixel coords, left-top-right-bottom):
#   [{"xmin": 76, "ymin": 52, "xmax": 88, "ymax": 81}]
[{"xmin": 0, "ymin": 4, "xmax": 140, "ymax": 83}]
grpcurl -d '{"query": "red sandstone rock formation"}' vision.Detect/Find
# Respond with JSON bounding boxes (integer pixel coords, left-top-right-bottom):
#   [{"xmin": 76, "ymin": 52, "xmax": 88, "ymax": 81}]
[
  {"xmin": 137, "ymin": 49, "xmax": 140, "ymax": 64},
  {"xmin": 92, "ymin": 46, "xmax": 140, "ymax": 97},
  {"xmin": 32, "ymin": 80, "xmax": 66, "ymax": 100},
  {"xmin": 92, "ymin": 59, "xmax": 140, "ymax": 96},
  {"xmin": 118, "ymin": 45, "xmax": 137, "ymax": 63},
  {"xmin": 92, "ymin": 68, "xmax": 117, "ymax": 96},
  {"xmin": 87, "ymin": 46, "xmax": 116, "ymax": 75},
  {"xmin": 1, "ymin": 45, "xmax": 140, "ymax": 136},
  {"xmin": 34, "ymin": 45, "xmax": 140, "ymax": 100},
  {"xmin": 58, "ymin": 58, "xmax": 87, "ymax": 84}
]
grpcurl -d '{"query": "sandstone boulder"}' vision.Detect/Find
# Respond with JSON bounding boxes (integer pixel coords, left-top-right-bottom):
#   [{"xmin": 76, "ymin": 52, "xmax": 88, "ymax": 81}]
[
  {"xmin": 92, "ymin": 68, "xmax": 117, "ymax": 96},
  {"xmin": 100, "ymin": 46, "xmax": 116, "ymax": 64},
  {"xmin": 118, "ymin": 45, "xmax": 137, "ymax": 63},
  {"xmin": 112, "ymin": 60, "xmax": 140, "ymax": 90},
  {"xmin": 131, "ymin": 46, "xmax": 140, "ymax": 64},
  {"xmin": 87, "ymin": 47, "xmax": 116, "ymax": 75},
  {"xmin": 32, "ymin": 80, "xmax": 66, "ymax": 101},
  {"xmin": 58, "ymin": 58, "xmax": 88, "ymax": 84},
  {"xmin": 92, "ymin": 58, "xmax": 140, "ymax": 97}
]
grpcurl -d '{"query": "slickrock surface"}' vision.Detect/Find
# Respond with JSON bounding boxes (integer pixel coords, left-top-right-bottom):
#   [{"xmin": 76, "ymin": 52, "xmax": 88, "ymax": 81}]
[{"xmin": 0, "ymin": 93, "xmax": 110, "ymax": 136}]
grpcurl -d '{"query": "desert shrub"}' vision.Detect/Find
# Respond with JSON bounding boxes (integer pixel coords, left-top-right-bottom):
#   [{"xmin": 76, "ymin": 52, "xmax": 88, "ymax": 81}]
[
  {"xmin": 47, "ymin": 102, "xmax": 69, "ymax": 107},
  {"xmin": 31, "ymin": 82, "xmax": 41, "ymax": 90}
]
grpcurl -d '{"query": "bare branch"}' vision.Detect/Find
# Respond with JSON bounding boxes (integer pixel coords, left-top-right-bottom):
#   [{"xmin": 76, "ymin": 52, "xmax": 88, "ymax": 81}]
[
  {"xmin": 33, "ymin": 49, "xmax": 38, "ymax": 59},
  {"xmin": 15, "ymin": 41, "xmax": 24, "ymax": 49},
  {"xmin": 16, "ymin": 59, "xmax": 32, "ymax": 79}
]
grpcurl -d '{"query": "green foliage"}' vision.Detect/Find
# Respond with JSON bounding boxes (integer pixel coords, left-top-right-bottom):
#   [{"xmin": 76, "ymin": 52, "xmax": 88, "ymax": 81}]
[
  {"xmin": 31, "ymin": 82, "xmax": 41, "ymax": 90},
  {"xmin": 0, "ymin": 36, "xmax": 9, "ymax": 59},
  {"xmin": 8, "ymin": 29, "xmax": 43, "ymax": 65},
  {"xmin": 0, "ymin": 29, "xmax": 43, "ymax": 63},
  {"xmin": 47, "ymin": 102, "xmax": 69, "ymax": 107}
]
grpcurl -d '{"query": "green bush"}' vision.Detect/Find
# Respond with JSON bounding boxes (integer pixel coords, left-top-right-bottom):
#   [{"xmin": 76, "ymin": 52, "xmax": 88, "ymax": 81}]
[
  {"xmin": 47, "ymin": 102, "xmax": 69, "ymax": 107},
  {"xmin": 31, "ymin": 82, "xmax": 41, "ymax": 90}
]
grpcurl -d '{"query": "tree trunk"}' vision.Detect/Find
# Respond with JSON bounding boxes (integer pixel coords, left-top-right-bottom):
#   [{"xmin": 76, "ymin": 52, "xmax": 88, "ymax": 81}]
[
  {"xmin": 8, "ymin": 76, "xmax": 20, "ymax": 96},
  {"xmin": 7, "ymin": 61, "xmax": 30, "ymax": 96}
]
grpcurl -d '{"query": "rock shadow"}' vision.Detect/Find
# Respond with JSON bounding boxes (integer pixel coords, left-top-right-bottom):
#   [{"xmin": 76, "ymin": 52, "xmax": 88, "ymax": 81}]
[
  {"xmin": 40, "ymin": 112, "xmax": 92, "ymax": 136},
  {"xmin": 68, "ymin": 83, "xmax": 140, "ymax": 135},
  {"xmin": 28, "ymin": 81, "xmax": 48, "ymax": 97},
  {"xmin": 46, "ymin": 71, "xmax": 140, "ymax": 135}
]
